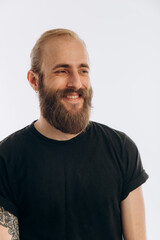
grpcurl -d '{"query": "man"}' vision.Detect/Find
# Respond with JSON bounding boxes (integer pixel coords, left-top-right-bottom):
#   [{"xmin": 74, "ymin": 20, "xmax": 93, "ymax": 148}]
[{"xmin": 0, "ymin": 29, "xmax": 148, "ymax": 240}]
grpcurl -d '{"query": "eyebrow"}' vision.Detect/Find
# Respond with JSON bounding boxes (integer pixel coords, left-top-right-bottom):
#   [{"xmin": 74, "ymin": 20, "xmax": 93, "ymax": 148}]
[{"xmin": 52, "ymin": 63, "xmax": 90, "ymax": 71}]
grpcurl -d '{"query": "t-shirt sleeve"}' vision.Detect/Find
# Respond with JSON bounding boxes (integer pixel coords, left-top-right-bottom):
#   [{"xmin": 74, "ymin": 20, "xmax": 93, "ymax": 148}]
[
  {"xmin": 121, "ymin": 134, "xmax": 149, "ymax": 201},
  {"xmin": 0, "ymin": 155, "xmax": 19, "ymax": 217}
]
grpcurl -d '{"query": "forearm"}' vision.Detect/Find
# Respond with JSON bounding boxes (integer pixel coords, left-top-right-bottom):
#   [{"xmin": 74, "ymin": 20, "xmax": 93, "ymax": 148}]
[{"xmin": 0, "ymin": 207, "xmax": 20, "ymax": 240}]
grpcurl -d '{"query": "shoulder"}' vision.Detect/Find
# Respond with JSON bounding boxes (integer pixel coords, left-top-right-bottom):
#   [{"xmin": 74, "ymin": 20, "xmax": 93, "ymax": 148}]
[
  {"xmin": 0, "ymin": 123, "xmax": 33, "ymax": 156},
  {"xmin": 90, "ymin": 121, "xmax": 126, "ymax": 142},
  {"xmin": 89, "ymin": 121, "xmax": 138, "ymax": 152}
]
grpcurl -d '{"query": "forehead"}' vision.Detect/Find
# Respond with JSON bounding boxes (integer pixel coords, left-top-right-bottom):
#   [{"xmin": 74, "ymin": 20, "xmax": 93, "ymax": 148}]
[{"xmin": 41, "ymin": 36, "xmax": 89, "ymax": 70}]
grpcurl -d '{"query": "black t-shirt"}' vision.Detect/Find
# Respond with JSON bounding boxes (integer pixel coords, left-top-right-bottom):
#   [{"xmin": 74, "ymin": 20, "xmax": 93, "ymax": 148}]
[{"xmin": 0, "ymin": 121, "xmax": 148, "ymax": 240}]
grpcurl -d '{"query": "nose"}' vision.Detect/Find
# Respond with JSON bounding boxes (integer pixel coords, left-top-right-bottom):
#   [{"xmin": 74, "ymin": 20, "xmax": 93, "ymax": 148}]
[{"xmin": 66, "ymin": 71, "xmax": 82, "ymax": 90}]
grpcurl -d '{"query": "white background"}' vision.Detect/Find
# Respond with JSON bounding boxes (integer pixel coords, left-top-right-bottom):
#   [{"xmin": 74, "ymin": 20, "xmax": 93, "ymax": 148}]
[{"xmin": 0, "ymin": 0, "xmax": 159, "ymax": 238}]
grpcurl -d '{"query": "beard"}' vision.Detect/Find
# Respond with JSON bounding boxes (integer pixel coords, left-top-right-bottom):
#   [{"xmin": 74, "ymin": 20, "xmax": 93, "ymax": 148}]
[{"xmin": 38, "ymin": 75, "xmax": 93, "ymax": 134}]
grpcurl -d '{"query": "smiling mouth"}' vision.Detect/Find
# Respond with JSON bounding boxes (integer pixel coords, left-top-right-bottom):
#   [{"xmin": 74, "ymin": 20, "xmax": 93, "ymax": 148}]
[
  {"xmin": 66, "ymin": 95, "xmax": 79, "ymax": 99},
  {"xmin": 63, "ymin": 93, "xmax": 83, "ymax": 103}
]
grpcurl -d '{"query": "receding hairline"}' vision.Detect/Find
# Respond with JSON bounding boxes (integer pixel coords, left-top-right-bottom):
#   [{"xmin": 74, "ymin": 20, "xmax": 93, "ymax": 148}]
[
  {"xmin": 31, "ymin": 28, "xmax": 86, "ymax": 54},
  {"xmin": 30, "ymin": 28, "xmax": 87, "ymax": 74},
  {"xmin": 38, "ymin": 28, "xmax": 84, "ymax": 43},
  {"xmin": 41, "ymin": 34, "xmax": 86, "ymax": 52}
]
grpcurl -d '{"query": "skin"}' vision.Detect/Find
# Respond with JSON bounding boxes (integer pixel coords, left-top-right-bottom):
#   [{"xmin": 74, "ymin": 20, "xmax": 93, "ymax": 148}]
[
  {"xmin": 27, "ymin": 36, "xmax": 91, "ymax": 140},
  {"xmin": 0, "ymin": 207, "xmax": 19, "ymax": 240},
  {"xmin": 121, "ymin": 186, "xmax": 147, "ymax": 239}
]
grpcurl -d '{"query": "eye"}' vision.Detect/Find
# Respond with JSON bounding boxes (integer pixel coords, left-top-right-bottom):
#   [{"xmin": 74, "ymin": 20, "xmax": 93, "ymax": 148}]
[
  {"xmin": 55, "ymin": 69, "xmax": 68, "ymax": 75},
  {"xmin": 55, "ymin": 70, "xmax": 65, "ymax": 73},
  {"xmin": 80, "ymin": 69, "xmax": 89, "ymax": 75}
]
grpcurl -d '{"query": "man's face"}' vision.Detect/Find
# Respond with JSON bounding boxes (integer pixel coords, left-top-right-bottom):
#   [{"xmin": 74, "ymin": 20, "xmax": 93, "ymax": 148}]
[{"xmin": 38, "ymin": 37, "xmax": 93, "ymax": 134}]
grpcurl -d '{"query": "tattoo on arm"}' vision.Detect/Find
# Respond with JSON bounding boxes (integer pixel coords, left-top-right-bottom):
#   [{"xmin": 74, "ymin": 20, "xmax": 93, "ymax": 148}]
[{"xmin": 0, "ymin": 207, "xmax": 19, "ymax": 240}]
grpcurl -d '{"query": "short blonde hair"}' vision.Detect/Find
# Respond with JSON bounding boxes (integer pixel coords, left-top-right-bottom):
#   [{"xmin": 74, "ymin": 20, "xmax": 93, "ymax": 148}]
[{"xmin": 30, "ymin": 28, "xmax": 85, "ymax": 74}]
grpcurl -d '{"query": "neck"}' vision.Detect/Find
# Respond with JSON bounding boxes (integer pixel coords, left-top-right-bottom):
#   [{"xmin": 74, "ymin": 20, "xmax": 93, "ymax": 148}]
[{"xmin": 34, "ymin": 116, "xmax": 80, "ymax": 141}]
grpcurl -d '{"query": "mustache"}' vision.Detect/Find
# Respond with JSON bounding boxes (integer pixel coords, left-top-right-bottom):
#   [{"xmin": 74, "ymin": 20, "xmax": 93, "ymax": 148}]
[
  {"xmin": 39, "ymin": 86, "xmax": 93, "ymax": 109},
  {"xmin": 55, "ymin": 88, "xmax": 91, "ymax": 99}
]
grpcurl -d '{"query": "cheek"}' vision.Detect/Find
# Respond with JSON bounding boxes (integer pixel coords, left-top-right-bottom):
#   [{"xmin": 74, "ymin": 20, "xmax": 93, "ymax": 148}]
[
  {"xmin": 83, "ymin": 78, "xmax": 91, "ymax": 89},
  {"xmin": 44, "ymin": 77, "xmax": 67, "ymax": 90}
]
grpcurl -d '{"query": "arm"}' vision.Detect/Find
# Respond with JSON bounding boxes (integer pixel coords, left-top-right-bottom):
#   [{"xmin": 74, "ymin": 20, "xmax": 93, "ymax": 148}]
[
  {"xmin": 121, "ymin": 186, "xmax": 147, "ymax": 240},
  {"xmin": 0, "ymin": 207, "xmax": 19, "ymax": 240}
]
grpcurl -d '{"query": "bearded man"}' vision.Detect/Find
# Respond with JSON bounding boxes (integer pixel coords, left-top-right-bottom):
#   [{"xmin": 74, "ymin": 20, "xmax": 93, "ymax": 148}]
[{"xmin": 0, "ymin": 29, "xmax": 148, "ymax": 240}]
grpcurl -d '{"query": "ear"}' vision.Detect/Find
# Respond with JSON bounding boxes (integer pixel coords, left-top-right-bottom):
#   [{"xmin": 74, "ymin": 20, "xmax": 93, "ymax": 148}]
[{"xmin": 27, "ymin": 70, "xmax": 39, "ymax": 91}]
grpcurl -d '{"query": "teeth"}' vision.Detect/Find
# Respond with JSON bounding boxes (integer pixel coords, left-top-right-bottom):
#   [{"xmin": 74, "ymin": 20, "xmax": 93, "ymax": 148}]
[{"xmin": 67, "ymin": 96, "xmax": 79, "ymax": 99}]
